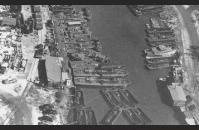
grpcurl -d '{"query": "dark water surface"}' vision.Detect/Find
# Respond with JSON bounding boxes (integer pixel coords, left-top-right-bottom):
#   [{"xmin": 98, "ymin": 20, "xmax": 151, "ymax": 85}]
[{"xmin": 74, "ymin": 5, "xmax": 180, "ymax": 125}]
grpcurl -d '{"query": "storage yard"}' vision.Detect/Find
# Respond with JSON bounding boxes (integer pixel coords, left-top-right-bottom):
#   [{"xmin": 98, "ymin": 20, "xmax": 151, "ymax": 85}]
[{"xmin": 0, "ymin": 5, "xmax": 199, "ymax": 125}]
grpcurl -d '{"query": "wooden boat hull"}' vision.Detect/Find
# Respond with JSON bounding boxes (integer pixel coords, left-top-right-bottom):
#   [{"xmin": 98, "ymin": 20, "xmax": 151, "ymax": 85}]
[
  {"xmin": 100, "ymin": 107, "xmax": 122, "ymax": 125},
  {"xmin": 73, "ymin": 68, "xmax": 128, "ymax": 77},
  {"xmin": 123, "ymin": 108, "xmax": 151, "ymax": 125},
  {"xmin": 148, "ymin": 42, "xmax": 178, "ymax": 47},
  {"xmin": 146, "ymin": 57, "xmax": 173, "ymax": 64},
  {"xmin": 146, "ymin": 37, "xmax": 177, "ymax": 43},
  {"xmin": 74, "ymin": 81, "xmax": 130, "ymax": 88},
  {"xmin": 146, "ymin": 63, "xmax": 171, "ymax": 70},
  {"xmin": 118, "ymin": 89, "xmax": 139, "ymax": 106}
]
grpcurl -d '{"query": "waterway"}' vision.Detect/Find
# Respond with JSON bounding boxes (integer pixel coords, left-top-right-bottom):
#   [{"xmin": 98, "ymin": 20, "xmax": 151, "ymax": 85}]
[{"xmin": 74, "ymin": 5, "xmax": 181, "ymax": 125}]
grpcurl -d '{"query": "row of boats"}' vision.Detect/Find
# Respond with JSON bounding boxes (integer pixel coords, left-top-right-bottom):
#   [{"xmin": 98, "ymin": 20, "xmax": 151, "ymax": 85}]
[
  {"xmin": 51, "ymin": 5, "xmax": 98, "ymax": 125},
  {"xmin": 143, "ymin": 16, "xmax": 181, "ymax": 70},
  {"xmin": 52, "ymin": 7, "xmax": 132, "ymax": 88},
  {"xmin": 127, "ymin": 5, "xmax": 164, "ymax": 16},
  {"xmin": 51, "ymin": 5, "xmax": 152, "ymax": 125},
  {"xmin": 100, "ymin": 88, "xmax": 151, "ymax": 125},
  {"xmin": 135, "ymin": 5, "xmax": 198, "ymax": 125},
  {"xmin": 66, "ymin": 96, "xmax": 97, "ymax": 125}
]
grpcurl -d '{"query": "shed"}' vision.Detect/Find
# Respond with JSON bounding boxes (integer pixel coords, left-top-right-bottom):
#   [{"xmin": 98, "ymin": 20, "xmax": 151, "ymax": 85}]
[{"xmin": 168, "ymin": 83, "xmax": 186, "ymax": 106}]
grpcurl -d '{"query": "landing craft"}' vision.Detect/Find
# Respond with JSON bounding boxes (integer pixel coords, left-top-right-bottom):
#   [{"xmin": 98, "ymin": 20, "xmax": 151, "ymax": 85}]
[
  {"xmin": 146, "ymin": 28, "xmax": 174, "ymax": 34},
  {"xmin": 148, "ymin": 41, "xmax": 178, "ymax": 48},
  {"xmin": 145, "ymin": 57, "xmax": 174, "ymax": 64},
  {"xmin": 127, "ymin": 5, "xmax": 142, "ymax": 16},
  {"xmin": 74, "ymin": 77, "xmax": 130, "ymax": 88},
  {"xmin": 123, "ymin": 107, "xmax": 151, "ymax": 125},
  {"xmin": 144, "ymin": 45, "xmax": 177, "ymax": 59},
  {"xmin": 147, "ymin": 33, "xmax": 175, "ymax": 39},
  {"xmin": 100, "ymin": 107, "xmax": 122, "ymax": 125},
  {"xmin": 69, "ymin": 60, "xmax": 100, "ymax": 69},
  {"xmin": 73, "ymin": 67, "xmax": 128, "ymax": 77},
  {"xmin": 145, "ymin": 62, "xmax": 172, "ymax": 70},
  {"xmin": 146, "ymin": 35, "xmax": 177, "ymax": 43},
  {"xmin": 98, "ymin": 65, "xmax": 125, "ymax": 70}
]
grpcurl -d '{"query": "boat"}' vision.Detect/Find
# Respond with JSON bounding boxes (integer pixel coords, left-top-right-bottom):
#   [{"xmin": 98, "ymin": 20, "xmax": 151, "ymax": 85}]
[
  {"xmin": 148, "ymin": 41, "xmax": 178, "ymax": 47},
  {"xmin": 146, "ymin": 62, "xmax": 173, "ymax": 70},
  {"xmin": 147, "ymin": 33, "xmax": 175, "ymax": 39},
  {"xmin": 138, "ymin": 5, "xmax": 163, "ymax": 11},
  {"xmin": 136, "ymin": 108, "xmax": 152, "ymax": 124},
  {"xmin": 146, "ymin": 36, "xmax": 177, "ymax": 43},
  {"xmin": 69, "ymin": 60, "xmax": 100, "ymax": 69},
  {"xmin": 77, "ymin": 109, "xmax": 87, "ymax": 125},
  {"xmin": 74, "ymin": 77, "xmax": 131, "ymax": 88},
  {"xmin": 100, "ymin": 89, "xmax": 123, "ymax": 107},
  {"xmin": 141, "ymin": 8, "xmax": 163, "ymax": 14},
  {"xmin": 66, "ymin": 108, "xmax": 78, "ymax": 124},
  {"xmin": 110, "ymin": 90, "xmax": 130, "ymax": 107},
  {"xmin": 97, "ymin": 65, "xmax": 125, "ymax": 70},
  {"xmin": 67, "ymin": 49, "xmax": 110, "ymax": 63},
  {"xmin": 127, "ymin": 5, "xmax": 142, "ymax": 16},
  {"xmin": 118, "ymin": 89, "xmax": 139, "ymax": 106},
  {"xmin": 122, "ymin": 108, "xmax": 143, "ymax": 125},
  {"xmin": 100, "ymin": 107, "xmax": 122, "ymax": 125},
  {"xmin": 84, "ymin": 108, "xmax": 97, "ymax": 125},
  {"xmin": 122, "ymin": 108, "xmax": 152, "ymax": 125},
  {"xmin": 75, "ymin": 90, "xmax": 85, "ymax": 106},
  {"xmin": 81, "ymin": 7, "xmax": 92, "ymax": 20},
  {"xmin": 146, "ymin": 29, "xmax": 174, "ymax": 36},
  {"xmin": 100, "ymin": 88, "xmax": 130, "ymax": 108},
  {"xmin": 144, "ymin": 45, "xmax": 177, "ymax": 59},
  {"xmin": 87, "ymin": 50, "xmax": 110, "ymax": 63},
  {"xmin": 67, "ymin": 53, "xmax": 85, "ymax": 61},
  {"xmin": 72, "ymin": 67, "xmax": 128, "ymax": 77},
  {"xmin": 76, "ymin": 107, "xmax": 97, "ymax": 125},
  {"xmin": 65, "ymin": 41, "xmax": 102, "ymax": 52},
  {"xmin": 146, "ymin": 28, "xmax": 174, "ymax": 34},
  {"xmin": 145, "ymin": 57, "xmax": 174, "ymax": 64}
]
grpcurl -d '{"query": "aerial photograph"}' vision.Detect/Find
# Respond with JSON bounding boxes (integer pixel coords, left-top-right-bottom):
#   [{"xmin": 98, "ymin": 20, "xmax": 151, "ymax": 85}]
[{"xmin": 0, "ymin": 5, "xmax": 198, "ymax": 125}]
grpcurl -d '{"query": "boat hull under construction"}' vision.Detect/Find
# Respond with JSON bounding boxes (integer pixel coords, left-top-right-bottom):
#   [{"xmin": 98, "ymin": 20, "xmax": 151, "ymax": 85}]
[
  {"xmin": 100, "ymin": 89, "xmax": 138, "ymax": 108},
  {"xmin": 100, "ymin": 107, "xmax": 122, "ymax": 125},
  {"xmin": 122, "ymin": 107, "xmax": 152, "ymax": 125},
  {"xmin": 146, "ymin": 37, "xmax": 177, "ymax": 43},
  {"xmin": 145, "ymin": 57, "xmax": 174, "ymax": 64},
  {"xmin": 146, "ymin": 28, "xmax": 174, "ymax": 34},
  {"xmin": 146, "ymin": 29, "xmax": 174, "ymax": 35},
  {"xmin": 148, "ymin": 42, "xmax": 178, "ymax": 48},
  {"xmin": 147, "ymin": 33, "xmax": 176, "ymax": 39},
  {"xmin": 69, "ymin": 60, "xmax": 100, "ymax": 69},
  {"xmin": 144, "ymin": 49, "xmax": 177, "ymax": 59},
  {"xmin": 73, "ymin": 68, "xmax": 128, "ymax": 77},
  {"xmin": 74, "ymin": 77, "xmax": 130, "ymax": 88},
  {"xmin": 145, "ymin": 62, "xmax": 172, "ymax": 70},
  {"xmin": 76, "ymin": 107, "xmax": 97, "ymax": 125}
]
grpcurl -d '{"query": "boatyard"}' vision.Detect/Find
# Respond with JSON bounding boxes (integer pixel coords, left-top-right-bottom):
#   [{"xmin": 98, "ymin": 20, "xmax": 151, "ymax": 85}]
[{"xmin": 0, "ymin": 5, "xmax": 199, "ymax": 125}]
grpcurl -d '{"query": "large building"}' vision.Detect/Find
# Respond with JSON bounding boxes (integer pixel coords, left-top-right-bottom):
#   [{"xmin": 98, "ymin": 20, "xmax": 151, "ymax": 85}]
[
  {"xmin": 38, "ymin": 55, "xmax": 62, "ymax": 88},
  {"xmin": 0, "ymin": 17, "xmax": 16, "ymax": 26}
]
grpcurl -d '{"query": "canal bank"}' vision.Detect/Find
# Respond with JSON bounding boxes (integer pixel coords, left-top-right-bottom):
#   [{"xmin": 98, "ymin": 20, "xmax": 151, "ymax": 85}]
[{"xmin": 73, "ymin": 5, "xmax": 180, "ymax": 125}]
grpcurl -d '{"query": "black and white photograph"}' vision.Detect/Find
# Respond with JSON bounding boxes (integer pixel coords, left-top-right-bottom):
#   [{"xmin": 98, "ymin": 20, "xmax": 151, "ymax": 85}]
[{"xmin": 0, "ymin": 4, "xmax": 197, "ymax": 126}]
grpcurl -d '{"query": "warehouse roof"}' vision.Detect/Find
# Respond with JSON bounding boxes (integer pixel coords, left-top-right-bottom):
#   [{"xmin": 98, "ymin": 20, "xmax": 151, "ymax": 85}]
[{"xmin": 45, "ymin": 55, "xmax": 61, "ymax": 82}]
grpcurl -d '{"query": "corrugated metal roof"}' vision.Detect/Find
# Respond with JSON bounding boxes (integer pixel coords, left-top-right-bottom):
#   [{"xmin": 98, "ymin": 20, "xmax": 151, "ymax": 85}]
[{"xmin": 168, "ymin": 83, "xmax": 186, "ymax": 103}]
